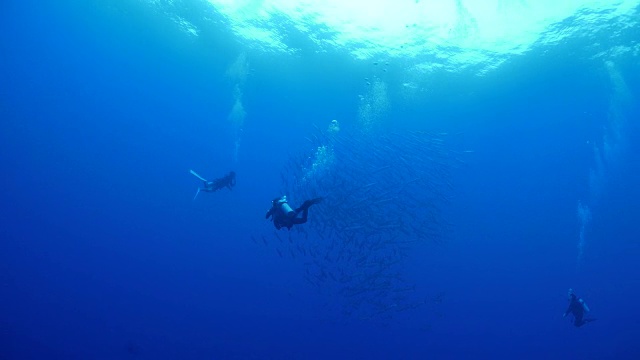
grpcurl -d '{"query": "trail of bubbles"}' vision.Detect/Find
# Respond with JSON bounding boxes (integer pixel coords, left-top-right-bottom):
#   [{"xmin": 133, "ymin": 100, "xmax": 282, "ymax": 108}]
[
  {"xmin": 576, "ymin": 201, "xmax": 591, "ymax": 269},
  {"xmin": 226, "ymin": 53, "xmax": 250, "ymax": 163},
  {"xmin": 577, "ymin": 59, "xmax": 632, "ymax": 269},
  {"xmin": 228, "ymin": 86, "xmax": 246, "ymax": 163},
  {"xmin": 358, "ymin": 78, "xmax": 389, "ymax": 132}
]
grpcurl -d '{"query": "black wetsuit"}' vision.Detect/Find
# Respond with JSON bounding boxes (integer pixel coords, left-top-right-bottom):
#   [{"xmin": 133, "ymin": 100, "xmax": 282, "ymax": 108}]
[
  {"xmin": 266, "ymin": 198, "xmax": 322, "ymax": 230},
  {"xmin": 203, "ymin": 171, "xmax": 236, "ymax": 192},
  {"xmin": 564, "ymin": 294, "xmax": 595, "ymax": 327}
]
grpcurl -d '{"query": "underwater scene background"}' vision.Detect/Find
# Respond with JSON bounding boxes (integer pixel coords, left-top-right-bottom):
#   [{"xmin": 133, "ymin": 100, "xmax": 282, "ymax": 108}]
[{"xmin": 1, "ymin": 0, "xmax": 640, "ymax": 359}]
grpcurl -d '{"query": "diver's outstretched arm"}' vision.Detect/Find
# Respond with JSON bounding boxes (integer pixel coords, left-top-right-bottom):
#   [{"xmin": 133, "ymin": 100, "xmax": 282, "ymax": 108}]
[
  {"xmin": 193, "ymin": 188, "xmax": 201, "ymax": 201},
  {"xmin": 190, "ymin": 169, "xmax": 208, "ymax": 182},
  {"xmin": 266, "ymin": 207, "xmax": 274, "ymax": 219}
]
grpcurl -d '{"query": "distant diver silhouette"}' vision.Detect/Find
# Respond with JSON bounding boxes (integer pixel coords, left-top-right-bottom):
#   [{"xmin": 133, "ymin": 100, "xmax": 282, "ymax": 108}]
[
  {"xmin": 190, "ymin": 170, "xmax": 236, "ymax": 200},
  {"xmin": 564, "ymin": 288, "xmax": 596, "ymax": 327}
]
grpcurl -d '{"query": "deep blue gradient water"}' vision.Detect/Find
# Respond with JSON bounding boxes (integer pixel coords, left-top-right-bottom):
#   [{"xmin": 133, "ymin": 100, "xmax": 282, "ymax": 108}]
[{"xmin": 2, "ymin": 1, "xmax": 640, "ymax": 359}]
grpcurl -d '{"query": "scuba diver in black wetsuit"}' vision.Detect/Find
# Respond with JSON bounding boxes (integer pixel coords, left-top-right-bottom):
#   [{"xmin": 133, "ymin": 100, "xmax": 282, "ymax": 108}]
[
  {"xmin": 265, "ymin": 195, "xmax": 323, "ymax": 230},
  {"xmin": 563, "ymin": 288, "xmax": 596, "ymax": 327},
  {"xmin": 190, "ymin": 170, "xmax": 236, "ymax": 200}
]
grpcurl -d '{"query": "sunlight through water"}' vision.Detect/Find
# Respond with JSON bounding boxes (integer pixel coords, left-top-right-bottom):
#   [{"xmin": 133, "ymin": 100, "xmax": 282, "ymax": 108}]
[{"xmin": 191, "ymin": 0, "xmax": 640, "ymax": 73}]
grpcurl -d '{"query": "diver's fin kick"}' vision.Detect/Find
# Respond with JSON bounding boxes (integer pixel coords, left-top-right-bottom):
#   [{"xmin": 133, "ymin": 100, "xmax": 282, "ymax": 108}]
[
  {"xmin": 190, "ymin": 169, "xmax": 208, "ymax": 182},
  {"xmin": 297, "ymin": 197, "xmax": 324, "ymax": 212},
  {"xmin": 193, "ymin": 187, "xmax": 201, "ymax": 201}
]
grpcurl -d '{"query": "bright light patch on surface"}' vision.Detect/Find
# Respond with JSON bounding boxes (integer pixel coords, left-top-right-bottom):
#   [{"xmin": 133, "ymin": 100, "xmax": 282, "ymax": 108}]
[
  {"xmin": 150, "ymin": 0, "xmax": 639, "ymax": 73},
  {"xmin": 207, "ymin": 0, "xmax": 637, "ymax": 51}
]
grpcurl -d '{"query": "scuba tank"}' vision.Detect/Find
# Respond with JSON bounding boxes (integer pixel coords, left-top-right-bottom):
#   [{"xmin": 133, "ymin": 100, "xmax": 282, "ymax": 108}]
[{"xmin": 278, "ymin": 196, "xmax": 294, "ymax": 216}]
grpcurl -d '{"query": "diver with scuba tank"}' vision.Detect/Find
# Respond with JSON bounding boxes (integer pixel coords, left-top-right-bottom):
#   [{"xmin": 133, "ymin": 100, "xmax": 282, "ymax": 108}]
[{"xmin": 265, "ymin": 195, "xmax": 323, "ymax": 230}]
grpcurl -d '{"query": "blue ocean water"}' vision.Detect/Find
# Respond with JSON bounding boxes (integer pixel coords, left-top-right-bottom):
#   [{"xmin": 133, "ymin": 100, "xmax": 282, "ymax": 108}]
[{"xmin": 1, "ymin": 0, "xmax": 639, "ymax": 359}]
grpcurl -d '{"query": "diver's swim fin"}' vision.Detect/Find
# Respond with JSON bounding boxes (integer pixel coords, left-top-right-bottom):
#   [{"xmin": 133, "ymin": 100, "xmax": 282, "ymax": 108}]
[
  {"xmin": 299, "ymin": 197, "xmax": 324, "ymax": 211},
  {"xmin": 193, "ymin": 187, "xmax": 201, "ymax": 201},
  {"xmin": 190, "ymin": 169, "xmax": 208, "ymax": 182}
]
